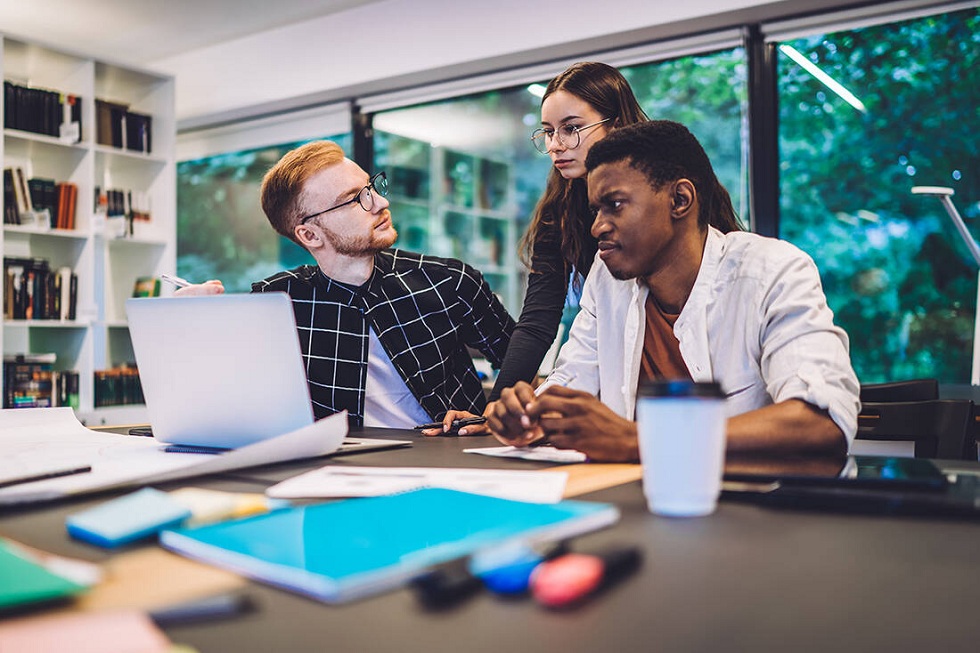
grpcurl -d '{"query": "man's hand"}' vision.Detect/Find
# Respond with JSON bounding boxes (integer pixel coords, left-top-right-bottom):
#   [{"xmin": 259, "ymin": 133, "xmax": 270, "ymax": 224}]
[
  {"xmin": 418, "ymin": 410, "xmax": 490, "ymax": 437},
  {"xmin": 174, "ymin": 280, "xmax": 225, "ymax": 297},
  {"xmin": 527, "ymin": 386, "xmax": 640, "ymax": 462},
  {"xmin": 487, "ymin": 381, "xmax": 544, "ymax": 446}
]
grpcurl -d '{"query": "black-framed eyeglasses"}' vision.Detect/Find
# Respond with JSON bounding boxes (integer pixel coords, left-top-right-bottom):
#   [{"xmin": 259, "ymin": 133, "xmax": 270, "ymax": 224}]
[
  {"xmin": 299, "ymin": 171, "xmax": 389, "ymax": 224},
  {"xmin": 530, "ymin": 118, "xmax": 611, "ymax": 154}
]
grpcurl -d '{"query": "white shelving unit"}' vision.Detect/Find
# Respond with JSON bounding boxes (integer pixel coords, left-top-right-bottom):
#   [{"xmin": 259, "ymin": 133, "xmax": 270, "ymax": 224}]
[{"xmin": 1, "ymin": 35, "xmax": 175, "ymax": 425}]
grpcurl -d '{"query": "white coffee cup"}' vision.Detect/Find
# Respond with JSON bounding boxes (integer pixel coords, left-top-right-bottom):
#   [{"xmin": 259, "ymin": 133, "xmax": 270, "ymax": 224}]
[{"xmin": 635, "ymin": 380, "xmax": 727, "ymax": 517}]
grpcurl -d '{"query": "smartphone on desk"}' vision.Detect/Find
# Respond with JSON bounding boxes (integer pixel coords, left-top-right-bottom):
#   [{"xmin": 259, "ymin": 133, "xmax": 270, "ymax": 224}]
[
  {"xmin": 724, "ymin": 455, "xmax": 948, "ymax": 492},
  {"xmin": 721, "ymin": 455, "xmax": 980, "ymax": 520}
]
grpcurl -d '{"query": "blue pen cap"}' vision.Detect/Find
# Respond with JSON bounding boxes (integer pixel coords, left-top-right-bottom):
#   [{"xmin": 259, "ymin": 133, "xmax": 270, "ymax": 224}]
[{"xmin": 469, "ymin": 541, "xmax": 565, "ymax": 595}]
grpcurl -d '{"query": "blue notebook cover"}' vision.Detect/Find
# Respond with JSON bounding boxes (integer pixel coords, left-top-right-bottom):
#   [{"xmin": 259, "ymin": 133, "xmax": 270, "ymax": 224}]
[{"xmin": 160, "ymin": 487, "xmax": 619, "ymax": 603}]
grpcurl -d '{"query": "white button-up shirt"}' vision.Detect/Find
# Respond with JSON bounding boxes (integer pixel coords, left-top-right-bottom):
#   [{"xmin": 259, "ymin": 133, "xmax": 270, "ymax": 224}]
[{"xmin": 548, "ymin": 227, "xmax": 861, "ymax": 443}]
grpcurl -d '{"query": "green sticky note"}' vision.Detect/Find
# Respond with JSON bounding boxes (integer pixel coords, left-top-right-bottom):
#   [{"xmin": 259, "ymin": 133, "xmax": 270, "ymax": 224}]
[{"xmin": 0, "ymin": 540, "xmax": 87, "ymax": 610}]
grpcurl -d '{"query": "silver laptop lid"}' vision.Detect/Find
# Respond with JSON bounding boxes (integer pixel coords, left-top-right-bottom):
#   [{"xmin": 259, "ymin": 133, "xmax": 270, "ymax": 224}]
[{"xmin": 126, "ymin": 293, "xmax": 314, "ymax": 448}]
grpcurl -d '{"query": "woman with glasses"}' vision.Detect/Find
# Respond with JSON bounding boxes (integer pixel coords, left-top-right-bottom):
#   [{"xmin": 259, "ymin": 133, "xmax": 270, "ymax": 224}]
[{"xmin": 484, "ymin": 62, "xmax": 648, "ymax": 410}]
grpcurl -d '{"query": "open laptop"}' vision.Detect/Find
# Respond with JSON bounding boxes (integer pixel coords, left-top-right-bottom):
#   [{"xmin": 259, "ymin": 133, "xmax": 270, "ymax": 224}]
[{"xmin": 125, "ymin": 292, "xmax": 410, "ymax": 454}]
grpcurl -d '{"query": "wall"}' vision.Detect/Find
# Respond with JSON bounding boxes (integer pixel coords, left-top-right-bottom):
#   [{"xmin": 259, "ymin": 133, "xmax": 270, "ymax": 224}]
[{"xmin": 153, "ymin": 0, "xmax": 869, "ymax": 130}]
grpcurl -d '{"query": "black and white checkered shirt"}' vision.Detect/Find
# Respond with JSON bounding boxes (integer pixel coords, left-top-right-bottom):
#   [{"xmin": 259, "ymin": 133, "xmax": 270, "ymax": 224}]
[{"xmin": 251, "ymin": 249, "xmax": 514, "ymax": 426}]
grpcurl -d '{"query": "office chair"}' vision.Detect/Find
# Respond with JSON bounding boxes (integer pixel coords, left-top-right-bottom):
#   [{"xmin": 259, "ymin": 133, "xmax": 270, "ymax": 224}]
[
  {"xmin": 859, "ymin": 378, "xmax": 939, "ymax": 403},
  {"xmin": 856, "ymin": 399, "xmax": 975, "ymax": 460}
]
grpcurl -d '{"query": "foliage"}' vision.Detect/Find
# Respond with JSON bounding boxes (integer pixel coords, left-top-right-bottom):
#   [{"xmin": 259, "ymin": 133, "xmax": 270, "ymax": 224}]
[
  {"xmin": 623, "ymin": 50, "xmax": 749, "ymax": 223},
  {"xmin": 779, "ymin": 8, "xmax": 980, "ymax": 382},
  {"xmin": 176, "ymin": 138, "xmax": 346, "ymax": 292}
]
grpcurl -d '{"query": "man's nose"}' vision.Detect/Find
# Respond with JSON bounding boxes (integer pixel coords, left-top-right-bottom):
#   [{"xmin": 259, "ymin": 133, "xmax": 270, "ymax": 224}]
[{"xmin": 590, "ymin": 212, "xmax": 608, "ymax": 239}]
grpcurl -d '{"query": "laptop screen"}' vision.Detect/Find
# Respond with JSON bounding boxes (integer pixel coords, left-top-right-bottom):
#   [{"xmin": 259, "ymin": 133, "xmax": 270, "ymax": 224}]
[{"xmin": 126, "ymin": 293, "xmax": 315, "ymax": 449}]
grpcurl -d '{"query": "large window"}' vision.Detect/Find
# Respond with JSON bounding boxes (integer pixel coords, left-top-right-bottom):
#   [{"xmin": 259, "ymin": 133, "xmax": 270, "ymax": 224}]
[
  {"xmin": 370, "ymin": 49, "xmax": 748, "ymax": 319},
  {"xmin": 777, "ymin": 7, "xmax": 979, "ymax": 383},
  {"xmin": 176, "ymin": 134, "xmax": 351, "ymax": 292}
]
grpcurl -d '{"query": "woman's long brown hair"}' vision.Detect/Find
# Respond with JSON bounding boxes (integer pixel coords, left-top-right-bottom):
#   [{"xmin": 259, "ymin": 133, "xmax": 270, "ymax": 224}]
[{"xmin": 520, "ymin": 62, "xmax": 649, "ymax": 280}]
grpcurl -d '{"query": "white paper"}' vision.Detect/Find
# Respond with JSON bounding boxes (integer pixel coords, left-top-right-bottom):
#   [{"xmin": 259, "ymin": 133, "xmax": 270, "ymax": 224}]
[
  {"xmin": 0, "ymin": 408, "xmax": 348, "ymax": 505},
  {"xmin": 267, "ymin": 466, "xmax": 569, "ymax": 504},
  {"xmin": 463, "ymin": 445, "xmax": 588, "ymax": 464}
]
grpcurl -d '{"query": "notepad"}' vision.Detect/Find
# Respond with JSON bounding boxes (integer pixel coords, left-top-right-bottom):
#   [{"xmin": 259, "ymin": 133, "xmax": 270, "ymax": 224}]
[
  {"xmin": 66, "ymin": 488, "xmax": 192, "ymax": 548},
  {"xmin": 161, "ymin": 487, "xmax": 619, "ymax": 603}
]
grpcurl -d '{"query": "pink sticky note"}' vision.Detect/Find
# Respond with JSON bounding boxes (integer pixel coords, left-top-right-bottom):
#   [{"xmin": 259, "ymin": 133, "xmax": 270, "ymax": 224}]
[{"xmin": 0, "ymin": 609, "xmax": 172, "ymax": 653}]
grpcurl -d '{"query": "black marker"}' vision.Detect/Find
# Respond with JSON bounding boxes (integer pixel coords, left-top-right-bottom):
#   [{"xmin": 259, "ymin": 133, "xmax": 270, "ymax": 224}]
[
  {"xmin": 0, "ymin": 465, "xmax": 92, "ymax": 489},
  {"xmin": 149, "ymin": 593, "xmax": 255, "ymax": 627}
]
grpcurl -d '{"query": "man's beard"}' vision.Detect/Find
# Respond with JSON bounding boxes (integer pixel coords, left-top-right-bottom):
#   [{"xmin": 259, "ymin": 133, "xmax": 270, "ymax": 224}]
[{"xmin": 325, "ymin": 224, "xmax": 398, "ymax": 256}]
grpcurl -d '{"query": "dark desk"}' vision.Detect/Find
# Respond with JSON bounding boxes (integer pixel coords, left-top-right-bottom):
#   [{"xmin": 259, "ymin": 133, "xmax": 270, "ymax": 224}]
[{"xmin": 2, "ymin": 428, "xmax": 979, "ymax": 652}]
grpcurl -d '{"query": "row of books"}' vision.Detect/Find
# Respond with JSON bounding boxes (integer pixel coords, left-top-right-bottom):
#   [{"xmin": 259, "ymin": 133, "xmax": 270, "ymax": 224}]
[
  {"xmin": 3, "ymin": 168, "xmax": 79, "ymax": 229},
  {"xmin": 95, "ymin": 100, "xmax": 152, "ymax": 154},
  {"xmin": 3, "ymin": 81, "xmax": 82, "ymax": 142},
  {"xmin": 95, "ymin": 186, "xmax": 151, "ymax": 220},
  {"xmin": 94, "ymin": 364, "xmax": 144, "ymax": 408},
  {"xmin": 3, "ymin": 356, "xmax": 143, "ymax": 410},
  {"xmin": 3, "ymin": 257, "xmax": 78, "ymax": 321},
  {"xmin": 2, "ymin": 354, "xmax": 79, "ymax": 409}
]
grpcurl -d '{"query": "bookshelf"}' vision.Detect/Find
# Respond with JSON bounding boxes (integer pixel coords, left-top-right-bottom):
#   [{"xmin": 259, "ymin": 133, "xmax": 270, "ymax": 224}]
[
  {"xmin": 383, "ymin": 135, "xmax": 520, "ymax": 314},
  {"xmin": 1, "ymin": 35, "xmax": 175, "ymax": 425}
]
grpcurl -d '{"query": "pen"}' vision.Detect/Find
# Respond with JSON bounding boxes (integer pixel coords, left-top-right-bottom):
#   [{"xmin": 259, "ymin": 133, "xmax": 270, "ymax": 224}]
[
  {"xmin": 149, "ymin": 592, "xmax": 255, "ymax": 627},
  {"xmin": 470, "ymin": 540, "xmax": 569, "ymax": 595},
  {"xmin": 414, "ymin": 417, "xmax": 487, "ymax": 431},
  {"xmin": 535, "ymin": 371, "xmax": 579, "ymax": 397},
  {"xmin": 160, "ymin": 273, "xmax": 192, "ymax": 288},
  {"xmin": 410, "ymin": 557, "xmax": 484, "ymax": 609},
  {"xmin": 0, "ymin": 465, "xmax": 92, "ymax": 490}
]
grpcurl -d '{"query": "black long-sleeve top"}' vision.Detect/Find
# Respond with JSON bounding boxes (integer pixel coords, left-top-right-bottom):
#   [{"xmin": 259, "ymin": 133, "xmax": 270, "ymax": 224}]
[{"xmin": 488, "ymin": 219, "xmax": 595, "ymax": 400}]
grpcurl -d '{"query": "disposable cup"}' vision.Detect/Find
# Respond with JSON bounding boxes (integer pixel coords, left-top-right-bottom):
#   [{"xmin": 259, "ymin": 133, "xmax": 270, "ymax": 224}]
[{"xmin": 635, "ymin": 380, "xmax": 726, "ymax": 517}]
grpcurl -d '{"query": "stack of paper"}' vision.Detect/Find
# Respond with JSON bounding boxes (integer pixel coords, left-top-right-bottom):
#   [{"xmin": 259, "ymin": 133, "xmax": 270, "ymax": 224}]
[
  {"xmin": 266, "ymin": 466, "xmax": 569, "ymax": 503},
  {"xmin": 0, "ymin": 407, "xmax": 347, "ymax": 505}
]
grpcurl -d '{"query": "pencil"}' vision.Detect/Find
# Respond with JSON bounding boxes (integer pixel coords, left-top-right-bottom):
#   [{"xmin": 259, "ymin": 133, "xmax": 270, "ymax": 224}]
[{"xmin": 0, "ymin": 465, "xmax": 92, "ymax": 489}]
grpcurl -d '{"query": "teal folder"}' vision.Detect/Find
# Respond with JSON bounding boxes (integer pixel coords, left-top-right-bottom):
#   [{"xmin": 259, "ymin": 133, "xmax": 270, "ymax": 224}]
[
  {"xmin": 160, "ymin": 487, "xmax": 619, "ymax": 603},
  {"xmin": 0, "ymin": 539, "xmax": 88, "ymax": 611}
]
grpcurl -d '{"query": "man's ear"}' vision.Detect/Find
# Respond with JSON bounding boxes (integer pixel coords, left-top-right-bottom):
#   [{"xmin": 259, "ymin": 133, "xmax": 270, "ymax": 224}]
[
  {"xmin": 671, "ymin": 179, "xmax": 696, "ymax": 219},
  {"xmin": 294, "ymin": 222, "xmax": 320, "ymax": 249}
]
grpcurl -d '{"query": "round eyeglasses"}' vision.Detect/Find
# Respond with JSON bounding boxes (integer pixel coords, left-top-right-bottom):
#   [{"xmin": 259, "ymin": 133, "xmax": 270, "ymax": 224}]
[
  {"xmin": 299, "ymin": 171, "xmax": 389, "ymax": 224},
  {"xmin": 530, "ymin": 118, "xmax": 611, "ymax": 154}
]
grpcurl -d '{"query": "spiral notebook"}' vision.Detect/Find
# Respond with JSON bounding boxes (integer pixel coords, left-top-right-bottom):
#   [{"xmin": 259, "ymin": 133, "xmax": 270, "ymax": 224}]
[{"xmin": 160, "ymin": 488, "xmax": 620, "ymax": 603}]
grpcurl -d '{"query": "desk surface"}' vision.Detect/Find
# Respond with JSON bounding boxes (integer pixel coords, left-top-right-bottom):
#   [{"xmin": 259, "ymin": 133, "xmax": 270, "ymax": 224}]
[{"xmin": 2, "ymin": 428, "xmax": 979, "ymax": 653}]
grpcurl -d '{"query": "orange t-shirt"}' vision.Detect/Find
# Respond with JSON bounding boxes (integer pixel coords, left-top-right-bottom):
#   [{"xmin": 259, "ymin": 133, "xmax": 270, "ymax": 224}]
[{"xmin": 638, "ymin": 293, "xmax": 692, "ymax": 385}]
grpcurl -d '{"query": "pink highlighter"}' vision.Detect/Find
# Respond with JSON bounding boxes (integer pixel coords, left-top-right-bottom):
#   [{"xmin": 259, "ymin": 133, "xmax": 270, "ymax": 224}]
[{"xmin": 529, "ymin": 546, "xmax": 642, "ymax": 608}]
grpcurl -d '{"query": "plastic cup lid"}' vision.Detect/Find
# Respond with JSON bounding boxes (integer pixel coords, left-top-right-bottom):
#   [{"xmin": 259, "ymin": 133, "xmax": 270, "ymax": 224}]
[{"xmin": 637, "ymin": 379, "xmax": 724, "ymax": 398}]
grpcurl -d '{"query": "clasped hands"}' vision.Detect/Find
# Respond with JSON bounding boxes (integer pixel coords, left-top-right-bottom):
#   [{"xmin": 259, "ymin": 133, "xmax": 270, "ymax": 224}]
[{"xmin": 484, "ymin": 381, "xmax": 640, "ymax": 463}]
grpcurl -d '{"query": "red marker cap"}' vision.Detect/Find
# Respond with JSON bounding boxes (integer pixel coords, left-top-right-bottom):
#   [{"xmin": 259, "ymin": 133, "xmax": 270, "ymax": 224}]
[{"xmin": 530, "ymin": 546, "xmax": 642, "ymax": 608}]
